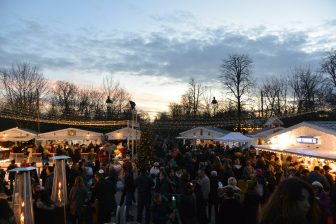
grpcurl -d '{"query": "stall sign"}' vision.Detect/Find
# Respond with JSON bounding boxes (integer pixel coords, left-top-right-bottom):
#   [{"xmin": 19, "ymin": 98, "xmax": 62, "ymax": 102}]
[{"xmin": 296, "ymin": 136, "xmax": 318, "ymax": 144}]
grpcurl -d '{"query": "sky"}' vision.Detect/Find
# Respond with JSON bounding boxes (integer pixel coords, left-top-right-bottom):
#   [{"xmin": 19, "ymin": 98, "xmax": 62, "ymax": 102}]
[{"xmin": 1, "ymin": 0, "xmax": 336, "ymax": 117}]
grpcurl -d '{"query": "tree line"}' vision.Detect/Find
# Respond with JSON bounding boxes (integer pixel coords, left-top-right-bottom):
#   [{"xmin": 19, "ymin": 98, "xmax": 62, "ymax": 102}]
[
  {"xmin": 160, "ymin": 50, "xmax": 336, "ymax": 125},
  {"xmin": 0, "ymin": 63, "xmax": 132, "ymax": 121}
]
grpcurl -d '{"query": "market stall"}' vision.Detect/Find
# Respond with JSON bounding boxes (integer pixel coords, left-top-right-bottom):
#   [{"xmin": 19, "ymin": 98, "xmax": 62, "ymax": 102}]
[
  {"xmin": 177, "ymin": 126, "xmax": 229, "ymax": 145},
  {"xmin": 0, "ymin": 127, "xmax": 38, "ymax": 142},
  {"xmin": 105, "ymin": 127, "xmax": 141, "ymax": 141},
  {"xmin": 257, "ymin": 121, "xmax": 336, "ymax": 174},
  {"xmin": 37, "ymin": 128, "xmax": 103, "ymax": 143}
]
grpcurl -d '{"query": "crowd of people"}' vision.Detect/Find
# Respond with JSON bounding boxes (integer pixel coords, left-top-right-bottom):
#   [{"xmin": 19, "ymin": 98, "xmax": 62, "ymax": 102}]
[{"xmin": 1, "ymin": 142, "xmax": 336, "ymax": 224}]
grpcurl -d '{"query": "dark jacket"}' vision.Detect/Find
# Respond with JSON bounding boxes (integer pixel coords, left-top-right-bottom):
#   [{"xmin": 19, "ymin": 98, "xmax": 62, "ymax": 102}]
[
  {"xmin": 95, "ymin": 178, "xmax": 116, "ymax": 210},
  {"xmin": 217, "ymin": 198, "xmax": 244, "ymax": 224},
  {"xmin": 69, "ymin": 186, "xmax": 88, "ymax": 216},
  {"xmin": 135, "ymin": 173, "xmax": 154, "ymax": 197},
  {"xmin": 151, "ymin": 196, "xmax": 171, "ymax": 224},
  {"xmin": 45, "ymin": 173, "xmax": 54, "ymax": 196}
]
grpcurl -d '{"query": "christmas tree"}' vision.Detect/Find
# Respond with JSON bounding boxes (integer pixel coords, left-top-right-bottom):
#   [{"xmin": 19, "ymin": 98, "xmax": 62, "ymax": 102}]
[{"xmin": 138, "ymin": 121, "xmax": 155, "ymax": 171}]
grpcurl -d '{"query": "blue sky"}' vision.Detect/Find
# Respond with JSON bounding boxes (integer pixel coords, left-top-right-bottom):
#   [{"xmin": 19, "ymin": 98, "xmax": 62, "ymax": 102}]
[{"xmin": 1, "ymin": 0, "xmax": 336, "ymax": 115}]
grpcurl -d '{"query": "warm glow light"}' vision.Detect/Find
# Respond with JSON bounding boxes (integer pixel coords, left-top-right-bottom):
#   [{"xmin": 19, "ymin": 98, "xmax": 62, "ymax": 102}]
[
  {"xmin": 20, "ymin": 202, "xmax": 24, "ymax": 224},
  {"xmin": 58, "ymin": 182, "xmax": 62, "ymax": 203},
  {"xmin": 278, "ymin": 134, "xmax": 289, "ymax": 150}
]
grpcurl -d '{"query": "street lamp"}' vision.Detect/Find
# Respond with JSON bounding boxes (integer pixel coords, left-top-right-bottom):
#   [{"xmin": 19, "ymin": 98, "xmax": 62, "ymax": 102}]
[
  {"xmin": 211, "ymin": 97, "xmax": 218, "ymax": 116},
  {"xmin": 106, "ymin": 95, "xmax": 112, "ymax": 119},
  {"xmin": 129, "ymin": 100, "xmax": 136, "ymax": 158}
]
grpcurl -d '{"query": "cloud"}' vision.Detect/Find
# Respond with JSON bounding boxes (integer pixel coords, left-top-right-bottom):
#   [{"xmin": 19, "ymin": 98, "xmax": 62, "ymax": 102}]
[{"xmin": 0, "ymin": 17, "xmax": 335, "ymax": 86}]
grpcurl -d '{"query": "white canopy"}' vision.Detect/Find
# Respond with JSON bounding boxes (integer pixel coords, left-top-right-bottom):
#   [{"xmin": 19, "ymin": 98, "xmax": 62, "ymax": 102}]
[
  {"xmin": 105, "ymin": 127, "xmax": 141, "ymax": 140},
  {"xmin": 37, "ymin": 128, "xmax": 103, "ymax": 141},
  {"xmin": 0, "ymin": 127, "xmax": 38, "ymax": 142},
  {"xmin": 215, "ymin": 132, "xmax": 254, "ymax": 142}
]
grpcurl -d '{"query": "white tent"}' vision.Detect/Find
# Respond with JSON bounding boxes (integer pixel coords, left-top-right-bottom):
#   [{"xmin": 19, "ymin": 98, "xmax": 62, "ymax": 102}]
[
  {"xmin": 105, "ymin": 127, "xmax": 141, "ymax": 140},
  {"xmin": 0, "ymin": 127, "xmax": 38, "ymax": 142},
  {"xmin": 37, "ymin": 128, "xmax": 103, "ymax": 141},
  {"xmin": 215, "ymin": 132, "xmax": 254, "ymax": 142}
]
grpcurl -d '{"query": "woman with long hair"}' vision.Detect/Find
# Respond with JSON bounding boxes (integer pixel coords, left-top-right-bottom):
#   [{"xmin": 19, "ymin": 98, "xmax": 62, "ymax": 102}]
[
  {"xmin": 259, "ymin": 177, "xmax": 320, "ymax": 224},
  {"xmin": 69, "ymin": 176, "xmax": 88, "ymax": 224}
]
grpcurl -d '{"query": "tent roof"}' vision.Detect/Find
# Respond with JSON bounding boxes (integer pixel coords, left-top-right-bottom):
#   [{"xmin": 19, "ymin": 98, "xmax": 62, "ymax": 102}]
[
  {"xmin": 179, "ymin": 126, "xmax": 229, "ymax": 135},
  {"xmin": 264, "ymin": 117, "xmax": 284, "ymax": 127},
  {"xmin": 248, "ymin": 127, "xmax": 285, "ymax": 137},
  {"xmin": 268, "ymin": 121, "xmax": 336, "ymax": 139},
  {"xmin": 215, "ymin": 132, "xmax": 254, "ymax": 142},
  {"xmin": 37, "ymin": 127, "xmax": 102, "ymax": 141},
  {"xmin": 0, "ymin": 127, "xmax": 38, "ymax": 142},
  {"xmin": 39, "ymin": 127, "xmax": 102, "ymax": 136}
]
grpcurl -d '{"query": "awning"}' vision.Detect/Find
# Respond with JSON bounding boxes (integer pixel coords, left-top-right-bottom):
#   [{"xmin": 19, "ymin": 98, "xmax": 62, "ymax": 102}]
[{"xmin": 256, "ymin": 145, "xmax": 336, "ymax": 160}]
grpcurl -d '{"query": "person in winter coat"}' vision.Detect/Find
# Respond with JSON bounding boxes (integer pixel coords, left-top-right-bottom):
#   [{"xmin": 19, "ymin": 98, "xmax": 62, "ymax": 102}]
[
  {"xmin": 94, "ymin": 172, "xmax": 116, "ymax": 224},
  {"xmin": 36, "ymin": 190, "xmax": 56, "ymax": 224},
  {"xmin": 217, "ymin": 186, "xmax": 244, "ymax": 224},
  {"xmin": 179, "ymin": 182, "xmax": 198, "ymax": 224},
  {"xmin": 135, "ymin": 168, "xmax": 155, "ymax": 224},
  {"xmin": 0, "ymin": 199, "xmax": 15, "ymax": 224},
  {"xmin": 69, "ymin": 176, "xmax": 88, "ymax": 224},
  {"xmin": 307, "ymin": 166, "xmax": 330, "ymax": 191},
  {"xmin": 243, "ymin": 180, "xmax": 261, "ymax": 224},
  {"xmin": 6, "ymin": 159, "xmax": 17, "ymax": 192},
  {"xmin": 151, "ymin": 193, "xmax": 171, "ymax": 224},
  {"xmin": 208, "ymin": 171, "xmax": 219, "ymax": 223}
]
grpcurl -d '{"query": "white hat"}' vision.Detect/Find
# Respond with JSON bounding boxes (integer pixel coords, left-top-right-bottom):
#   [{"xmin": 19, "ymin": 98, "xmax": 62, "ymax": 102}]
[
  {"xmin": 312, "ymin": 181, "xmax": 323, "ymax": 189},
  {"xmin": 211, "ymin": 170, "xmax": 217, "ymax": 176}
]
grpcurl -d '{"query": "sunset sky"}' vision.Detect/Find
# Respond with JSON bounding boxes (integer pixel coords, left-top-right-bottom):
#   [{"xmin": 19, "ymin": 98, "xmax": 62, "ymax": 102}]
[{"xmin": 1, "ymin": 0, "xmax": 335, "ymax": 117}]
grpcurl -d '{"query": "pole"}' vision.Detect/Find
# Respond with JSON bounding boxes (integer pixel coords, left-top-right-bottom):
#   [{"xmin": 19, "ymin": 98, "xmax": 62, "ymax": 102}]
[
  {"xmin": 36, "ymin": 89, "xmax": 40, "ymax": 133},
  {"xmin": 131, "ymin": 110, "xmax": 134, "ymax": 158},
  {"xmin": 135, "ymin": 110, "xmax": 137, "ymax": 153}
]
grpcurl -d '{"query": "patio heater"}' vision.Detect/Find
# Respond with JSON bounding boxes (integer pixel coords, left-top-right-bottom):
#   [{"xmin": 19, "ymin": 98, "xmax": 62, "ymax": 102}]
[
  {"xmin": 51, "ymin": 155, "xmax": 70, "ymax": 224},
  {"xmin": 10, "ymin": 167, "xmax": 35, "ymax": 224}
]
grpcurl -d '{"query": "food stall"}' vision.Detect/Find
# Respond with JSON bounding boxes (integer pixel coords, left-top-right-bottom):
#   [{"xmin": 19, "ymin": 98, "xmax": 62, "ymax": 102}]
[
  {"xmin": 37, "ymin": 127, "xmax": 103, "ymax": 144},
  {"xmin": 0, "ymin": 127, "xmax": 38, "ymax": 162},
  {"xmin": 257, "ymin": 121, "xmax": 336, "ymax": 175}
]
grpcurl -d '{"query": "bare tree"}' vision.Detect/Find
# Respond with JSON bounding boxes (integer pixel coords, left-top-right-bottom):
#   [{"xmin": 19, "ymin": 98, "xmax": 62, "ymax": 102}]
[
  {"xmin": 0, "ymin": 63, "xmax": 48, "ymax": 116},
  {"xmin": 103, "ymin": 74, "xmax": 131, "ymax": 115},
  {"xmin": 52, "ymin": 81, "xmax": 78, "ymax": 117},
  {"xmin": 261, "ymin": 76, "xmax": 289, "ymax": 117},
  {"xmin": 321, "ymin": 50, "xmax": 336, "ymax": 88},
  {"xmin": 219, "ymin": 54, "xmax": 254, "ymax": 128},
  {"xmin": 168, "ymin": 102, "xmax": 184, "ymax": 118},
  {"xmin": 180, "ymin": 93, "xmax": 192, "ymax": 116},
  {"xmin": 289, "ymin": 67, "xmax": 320, "ymax": 113},
  {"xmin": 187, "ymin": 78, "xmax": 205, "ymax": 117},
  {"xmin": 201, "ymin": 87, "xmax": 214, "ymax": 116}
]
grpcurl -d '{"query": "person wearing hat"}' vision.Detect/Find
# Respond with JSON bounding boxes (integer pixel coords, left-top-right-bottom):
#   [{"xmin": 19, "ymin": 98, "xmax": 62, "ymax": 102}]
[
  {"xmin": 312, "ymin": 181, "xmax": 334, "ymax": 224},
  {"xmin": 307, "ymin": 166, "xmax": 330, "ymax": 192},
  {"xmin": 150, "ymin": 162, "xmax": 160, "ymax": 177},
  {"xmin": 217, "ymin": 186, "xmax": 244, "ymax": 224}
]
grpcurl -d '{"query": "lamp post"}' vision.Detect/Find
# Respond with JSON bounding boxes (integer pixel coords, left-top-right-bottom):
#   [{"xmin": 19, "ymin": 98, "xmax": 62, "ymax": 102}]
[
  {"xmin": 106, "ymin": 95, "xmax": 112, "ymax": 119},
  {"xmin": 10, "ymin": 167, "xmax": 36, "ymax": 224},
  {"xmin": 211, "ymin": 97, "xmax": 218, "ymax": 116},
  {"xmin": 129, "ymin": 100, "xmax": 136, "ymax": 158}
]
